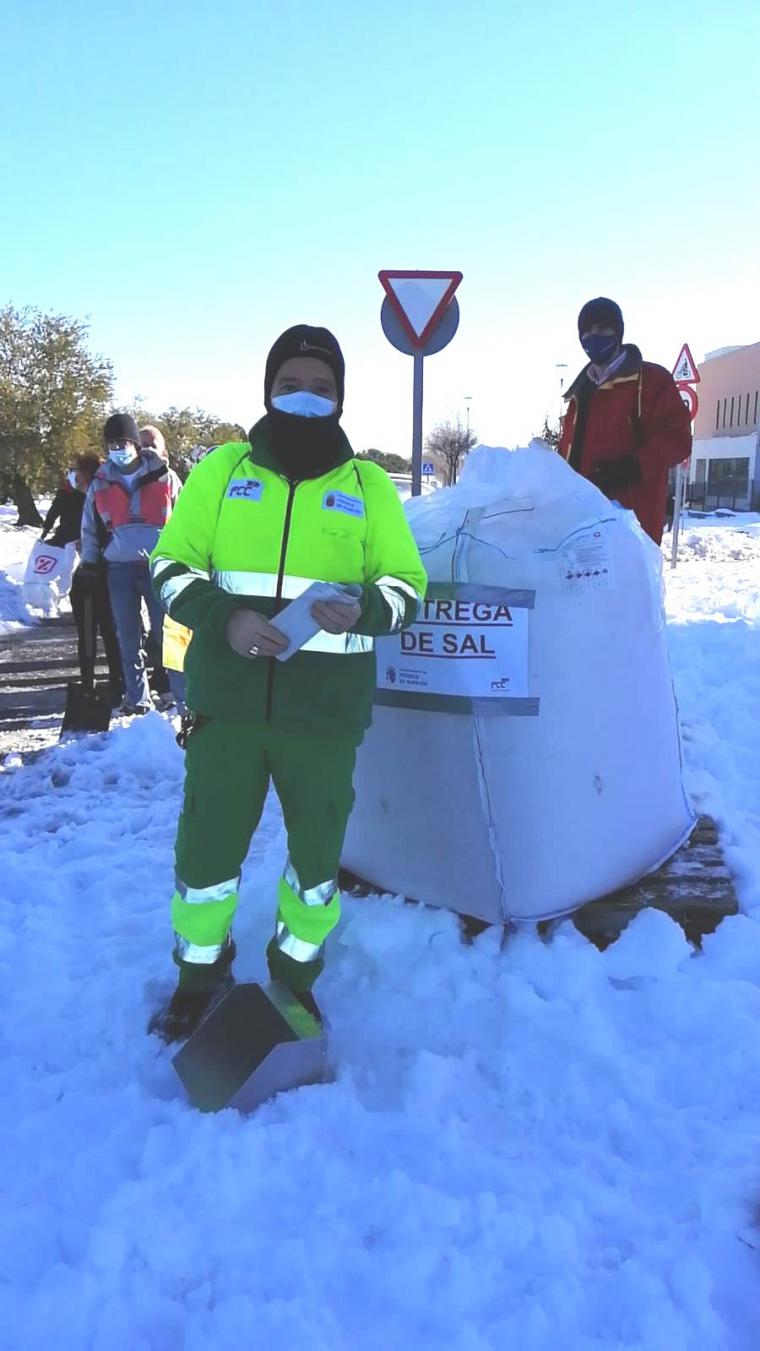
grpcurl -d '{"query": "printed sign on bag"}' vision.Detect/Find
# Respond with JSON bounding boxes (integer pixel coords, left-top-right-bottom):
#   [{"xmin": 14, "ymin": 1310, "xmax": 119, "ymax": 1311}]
[
  {"xmin": 33, "ymin": 554, "xmax": 58, "ymax": 575},
  {"xmin": 226, "ymin": 478, "xmax": 263, "ymax": 501},
  {"xmin": 376, "ymin": 585, "xmax": 535, "ymax": 713}
]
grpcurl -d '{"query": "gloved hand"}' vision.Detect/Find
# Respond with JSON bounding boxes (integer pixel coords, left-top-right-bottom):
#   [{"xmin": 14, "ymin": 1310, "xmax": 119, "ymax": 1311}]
[
  {"xmin": 590, "ymin": 455, "xmax": 641, "ymax": 493},
  {"xmin": 76, "ymin": 563, "xmax": 100, "ymax": 595}
]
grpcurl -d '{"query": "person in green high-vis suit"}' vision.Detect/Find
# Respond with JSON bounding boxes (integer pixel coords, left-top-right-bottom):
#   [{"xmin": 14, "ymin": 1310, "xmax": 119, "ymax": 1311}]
[{"xmin": 148, "ymin": 325, "xmax": 427, "ymax": 1042}]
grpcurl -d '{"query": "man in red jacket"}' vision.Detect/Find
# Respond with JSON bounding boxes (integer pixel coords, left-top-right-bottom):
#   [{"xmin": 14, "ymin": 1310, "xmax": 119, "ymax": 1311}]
[{"xmin": 559, "ymin": 298, "xmax": 691, "ymax": 543}]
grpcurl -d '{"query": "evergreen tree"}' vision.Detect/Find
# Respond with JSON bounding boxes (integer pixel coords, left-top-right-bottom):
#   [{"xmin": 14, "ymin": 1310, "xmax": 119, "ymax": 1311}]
[
  {"xmin": 357, "ymin": 448, "xmax": 412, "ymax": 474},
  {"xmin": 0, "ymin": 305, "xmax": 113, "ymax": 525}
]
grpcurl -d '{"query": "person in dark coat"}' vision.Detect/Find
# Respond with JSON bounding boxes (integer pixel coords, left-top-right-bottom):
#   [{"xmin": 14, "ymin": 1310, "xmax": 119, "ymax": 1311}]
[
  {"xmin": 40, "ymin": 470, "xmax": 86, "ymax": 548},
  {"xmin": 67, "ymin": 454, "xmax": 124, "ymax": 703},
  {"xmin": 559, "ymin": 298, "xmax": 692, "ymax": 544}
]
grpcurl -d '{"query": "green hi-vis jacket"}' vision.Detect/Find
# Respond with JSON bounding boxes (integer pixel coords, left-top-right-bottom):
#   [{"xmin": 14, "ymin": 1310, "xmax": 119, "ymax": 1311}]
[{"xmin": 150, "ymin": 421, "xmax": 427, "ymax": 740}]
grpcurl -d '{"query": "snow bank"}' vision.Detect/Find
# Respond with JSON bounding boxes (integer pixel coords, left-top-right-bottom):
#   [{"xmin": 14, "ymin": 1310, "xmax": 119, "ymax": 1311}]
[
  {"xmin": 1, "ymin": 715, "xmax": 759, "ymax": 1347},
  {"xmin": 344, "ymin": 445, "xmax": 694, "ymax": 923},
  {"xmin": 665, "ymin": 517, "xmax": 760, "ymax": 917}
]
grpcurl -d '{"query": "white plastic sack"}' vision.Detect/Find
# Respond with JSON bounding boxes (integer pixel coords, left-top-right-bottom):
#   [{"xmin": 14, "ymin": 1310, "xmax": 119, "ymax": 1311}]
[
  {"xmin": 22, "ymin": 540, "xmax": 77, "ymax": 610},
  {"xmin": 343, "ymin": 444, "xmax": 694, "ymax": 924}
]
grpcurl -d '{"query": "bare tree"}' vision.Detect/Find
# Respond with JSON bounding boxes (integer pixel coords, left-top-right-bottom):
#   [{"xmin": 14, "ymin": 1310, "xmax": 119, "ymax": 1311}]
[
  {"xmin": 536, "ymin": 414, "xmax": 561, "ymax": 450},
  {"xmin": 425, "ymin": 418, "xmax": 477, "ymax": 486}
]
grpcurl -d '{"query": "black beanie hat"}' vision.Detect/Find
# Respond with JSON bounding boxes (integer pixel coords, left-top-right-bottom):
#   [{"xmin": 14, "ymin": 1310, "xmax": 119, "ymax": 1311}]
[
  {"xmin": 103, "ymin": 412, "xmax": 140, "ymax": 447},
  {"xmin": 264, "ymin": 325, "xmax": 345, "ymax": 412},
  {"xmin": 577, "ymin": 298, "xmax": 624, "ymax": 341}
]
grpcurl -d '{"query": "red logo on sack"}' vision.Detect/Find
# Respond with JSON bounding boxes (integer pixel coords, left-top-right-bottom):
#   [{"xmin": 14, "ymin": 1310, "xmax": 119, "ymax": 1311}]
[{"xmin": 34, "ymin": 555, "xmax": 57, "ymax": 575}]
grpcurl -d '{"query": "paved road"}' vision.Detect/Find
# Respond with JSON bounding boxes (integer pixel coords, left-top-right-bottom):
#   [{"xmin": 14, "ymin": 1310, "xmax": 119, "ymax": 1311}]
[{"xmin": 0, "ymin": 617, "xmax": 113, "ymax": 758}]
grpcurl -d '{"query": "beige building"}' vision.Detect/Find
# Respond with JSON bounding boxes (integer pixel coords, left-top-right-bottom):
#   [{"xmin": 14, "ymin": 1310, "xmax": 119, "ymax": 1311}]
[{"xmin": 690, "ymin": 341, "xmax": 760, "ymax": 510}]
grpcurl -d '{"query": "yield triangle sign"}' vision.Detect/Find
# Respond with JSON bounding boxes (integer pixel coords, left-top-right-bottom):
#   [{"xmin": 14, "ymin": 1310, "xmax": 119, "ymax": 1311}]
[
  {"xmin": 379, "ymin": 270, "xmax": 462, "ymax": 349},
  {"xmin": 672, "ymin": 343, "xmax": 700, "ymax": 384}
]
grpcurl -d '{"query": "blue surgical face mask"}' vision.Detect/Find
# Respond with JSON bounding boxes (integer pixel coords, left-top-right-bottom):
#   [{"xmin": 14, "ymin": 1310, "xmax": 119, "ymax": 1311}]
[
  {"xmin": 67, "ymin": 470, "xmax": 79, "ymax": 489},
  {"xmin": 271, "ymin": 390, "xmax": 337, "ymax": 418},
  {"xmin": 108, "ymin": 446, "xmax": 138, "ymax": 468},
  {"xmin": 582, "ymin": 333, "xmax": 620, "ymax": 366}
]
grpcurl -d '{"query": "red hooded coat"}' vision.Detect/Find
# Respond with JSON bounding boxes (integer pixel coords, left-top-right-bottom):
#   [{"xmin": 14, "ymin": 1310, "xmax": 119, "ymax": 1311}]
[{"xmin": 559, "ymin": 346, "xmax": 691, "ymax": 544}]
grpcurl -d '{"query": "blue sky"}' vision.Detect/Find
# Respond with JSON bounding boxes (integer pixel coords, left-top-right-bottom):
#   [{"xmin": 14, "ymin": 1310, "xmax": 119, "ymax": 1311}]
[{"xmin": 2, "ymin": 0, "xmax": 758, "ymax": 455}]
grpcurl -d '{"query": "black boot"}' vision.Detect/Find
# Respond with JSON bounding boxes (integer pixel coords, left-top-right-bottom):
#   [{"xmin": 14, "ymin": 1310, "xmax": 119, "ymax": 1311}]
[
  {"xmin": 265, "ymin": 938, "xmax": 324, "ymax": 1023},
  {"xmin": 149, "ymin": 942, "xmax": 236, "ymax": 1044}
]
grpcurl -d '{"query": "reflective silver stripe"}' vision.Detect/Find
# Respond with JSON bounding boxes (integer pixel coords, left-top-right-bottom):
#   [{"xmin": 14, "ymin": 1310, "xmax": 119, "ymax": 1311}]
[
  {"xmin": 284, "ymin": 859, "xmax": 337, "ymax": 908},
  {"xmin": 375, "ymin": 575, "xmax": 421, "ymax": 603},
  {"xmin": 301, "ymin": 631, "xmax": 373, "ymax": 655},
  {"xmin": 175, "ymin": 876, "xmax": 239, "ymax": 906},
  {"xmin": 151, "ymin": 556, "xmax": 177, "ymax": 580},
  {"xmin": 376, "ymin": 575, "xmax": 423, "ymax": 632},
  {"xmin": 153, "ymin": 558, "xmax": 209, "ymax": 582},
  {"xmin": 160, "ymin": 574, "xmax": 200, "ymax": 608},
  {"xmin": 212, "ymin": 573, "xmax": 373, "ymax": 654},
  {"xmin": 275, "ymin": 919, "xmax": 324, "ymax": 964},
  {"xmin": 174, "ymin": 935, "xmax": 225, "ymax": 964},
  {"xmin": 377, "ymin": 584, "xmax": 406, "ymax": 632},
  {"xmin": 213, "ymin": 570, "xmax": 311, "ymax": 598}
]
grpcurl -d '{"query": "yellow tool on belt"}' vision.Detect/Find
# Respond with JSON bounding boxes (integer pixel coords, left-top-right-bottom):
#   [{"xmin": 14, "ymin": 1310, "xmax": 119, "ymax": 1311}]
[{"xmin": 163, "ymin": 615, "xmax": 192, "ymax": 672}]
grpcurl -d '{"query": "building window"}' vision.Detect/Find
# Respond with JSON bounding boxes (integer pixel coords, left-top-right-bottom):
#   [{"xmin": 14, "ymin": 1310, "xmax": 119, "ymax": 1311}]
[
  {"xmin": 755, "ymin": 391, "xmax": 759, "ymax": 425},
  {"xmin": 695, "ymin": 459, "xmax": 707, "ymax": 483},
  {"xmin": 722, "ymin": 398, "xmax": 728, "ymax": 428},
  {"xmin": 715, "ymin": 402, "xmax": 720, "ymax": 430},
  {"xmin": 730, "ymin": 396, "xmax": 735, "ymax": 426},
  {"xmin": 746, "ymin": 393, "xmax": 751, "ymax": 424},
  {"xmin": 707, "ymin": 457, "xmax": 750, "ymax": 490}
]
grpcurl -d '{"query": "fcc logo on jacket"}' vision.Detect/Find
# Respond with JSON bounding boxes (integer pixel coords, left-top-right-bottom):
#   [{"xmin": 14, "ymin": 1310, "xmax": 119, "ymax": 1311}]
[{"xmin": 226, "ymin": 479, "xmax": 264, "ymax": 501}]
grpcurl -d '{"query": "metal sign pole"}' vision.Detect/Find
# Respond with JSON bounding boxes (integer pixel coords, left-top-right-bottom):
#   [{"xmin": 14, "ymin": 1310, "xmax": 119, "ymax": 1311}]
[
  {"xmin": 670, "ymin": 462, "xmax": 686, "ymax": 569},
  {"xmin": 412, "ymin": 353, "xmax": 424, "ymax": 497},
  {"xmin": 670, "ymin": 343, "xmax": 700, "ymax": 573},
  {"xmin": 378, "ymin": 273, "xmax": 462, "ymax": 494}
]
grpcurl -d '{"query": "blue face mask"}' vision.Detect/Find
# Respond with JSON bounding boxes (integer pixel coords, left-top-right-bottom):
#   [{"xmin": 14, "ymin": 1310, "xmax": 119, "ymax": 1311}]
[
  {"xmin": 582, "ymin": 333, "xmax": 620, "ymax": 366},
  {"xmin": 108, "ymin": 446, "xmax": 138, "ymax": 468},
  {"xmin": 271, "ymin": 390, "xmax": 337, "ymax": 418}
]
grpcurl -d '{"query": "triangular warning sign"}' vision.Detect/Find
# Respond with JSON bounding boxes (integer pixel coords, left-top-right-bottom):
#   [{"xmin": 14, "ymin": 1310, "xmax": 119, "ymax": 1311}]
[
  {"xmin": 672, "ymin": 343, "xmax": 700, "ymax": 384},
  {"xmin": 379, "ymin": 270, "xmax": 462, "ymax": 349}
]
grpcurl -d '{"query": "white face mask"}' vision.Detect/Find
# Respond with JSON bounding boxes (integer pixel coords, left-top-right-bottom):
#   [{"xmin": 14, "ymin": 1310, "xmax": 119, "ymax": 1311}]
[
  {"xmin": 271, "ymin": 390, "xmax": 337, "ymax": 418},
  {"xmin": 67, "ymin": 470, "xmax": 78, "ymax": 489},
  {"xmin": 108, "ymin": 446, "xmax": 138, "ymax": 468}
]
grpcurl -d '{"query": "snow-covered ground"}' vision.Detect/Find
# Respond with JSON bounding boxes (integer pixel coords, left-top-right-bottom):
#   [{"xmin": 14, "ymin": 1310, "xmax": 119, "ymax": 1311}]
[{"xmin": 0, "ymin": 508, "xmax": 759, "ymax": 1349}]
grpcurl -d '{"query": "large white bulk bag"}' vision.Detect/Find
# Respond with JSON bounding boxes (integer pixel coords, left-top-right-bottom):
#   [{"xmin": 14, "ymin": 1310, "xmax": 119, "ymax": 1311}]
[{"xmin": 343, "ymin": 445, "xmax": 694, "ymax": 924}]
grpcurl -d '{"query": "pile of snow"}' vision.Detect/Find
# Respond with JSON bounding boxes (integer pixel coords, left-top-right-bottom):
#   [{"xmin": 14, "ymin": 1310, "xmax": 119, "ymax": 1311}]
[
  {"xmin": 674, "ymin": 519, "xmax": 760, "ymax": 566},
  {"xmin": 665, "ymin": 516, "xmax": 760, "ymax": 917},
  {"xmin": 0, "ymin": 715, "xmax": 759, "ymax": 1346}
]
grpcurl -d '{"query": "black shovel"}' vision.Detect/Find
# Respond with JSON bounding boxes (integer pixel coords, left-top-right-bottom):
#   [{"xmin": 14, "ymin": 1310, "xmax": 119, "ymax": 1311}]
[{"xmin": 60, "ymin": 594, "xmax": 112, "ymax": 737}]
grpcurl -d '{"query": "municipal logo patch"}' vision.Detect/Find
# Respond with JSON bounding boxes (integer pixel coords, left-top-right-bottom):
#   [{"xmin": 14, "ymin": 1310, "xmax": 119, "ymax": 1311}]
[
  {"xmin": 322, "ymin": 490, "xmax": 364, "ymax": 518},
  {"xmin": 226, "ymin": 478, "xmax": 263, "ymax": 501}
]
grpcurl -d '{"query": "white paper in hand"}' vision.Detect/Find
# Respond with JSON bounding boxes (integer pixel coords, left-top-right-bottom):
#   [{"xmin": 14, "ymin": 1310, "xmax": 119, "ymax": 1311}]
[{"xmin": 272, "ymin": 582, "xmax": 363, "ymax": 661}]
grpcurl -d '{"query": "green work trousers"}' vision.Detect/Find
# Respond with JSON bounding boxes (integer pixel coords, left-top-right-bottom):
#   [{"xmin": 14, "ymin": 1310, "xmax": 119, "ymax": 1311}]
[{"xmin": 171, "ymin": 719, "xmax": 358, "ymax": 990}]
